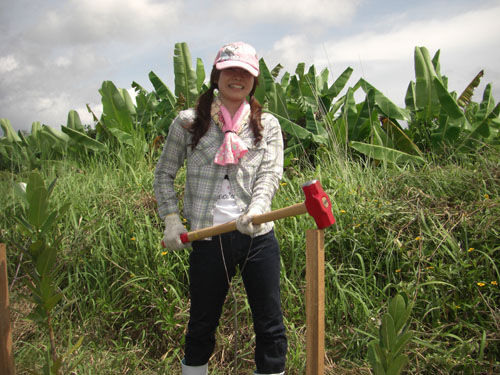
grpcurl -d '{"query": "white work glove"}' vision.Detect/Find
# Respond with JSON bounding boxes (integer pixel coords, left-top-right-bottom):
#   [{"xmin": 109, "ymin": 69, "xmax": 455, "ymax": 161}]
[
  {"xmin": 236, "ymin": 208, "xmax": 262, "ymax": 236},
  {"xmin": 163, "ymin": 214, "xmax": 189, "ymax": 250}
]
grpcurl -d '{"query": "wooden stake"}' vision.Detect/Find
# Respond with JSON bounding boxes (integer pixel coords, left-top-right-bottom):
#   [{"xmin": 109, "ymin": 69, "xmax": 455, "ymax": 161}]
[
  {"xmin": 1, "ymin": 243, "xmax": 15, "ymax": 375},
  {"xmin": 306, "ymin": 229, "xmax": 325, "ymax": 375}
]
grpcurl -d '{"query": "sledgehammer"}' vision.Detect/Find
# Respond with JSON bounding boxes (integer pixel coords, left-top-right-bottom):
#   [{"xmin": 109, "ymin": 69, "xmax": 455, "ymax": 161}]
[{"xmin": 177, "ymin": 179, "xmax": 335, "ymax": 243}]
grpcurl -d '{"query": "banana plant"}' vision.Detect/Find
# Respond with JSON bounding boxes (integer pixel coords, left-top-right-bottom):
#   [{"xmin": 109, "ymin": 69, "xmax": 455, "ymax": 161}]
[
  {"xmin": 367, "ymin": 293, "xmax": 413, "ymax": 375},
  {"xmin": 98, "ymin": 80, "xmax": 137, "ymax": 147},
  {"xmin": 12, "ymin": 171, "xmax": 83, "ymax": 374},
  {"xmin": 336, "ymin": 82, "xmax": 425, "ymax": 165},
  {"xmin": 1, "ymin": 119, "xmax": 69, "ymax": 170},
  {"xmin": 405, "ymin": 46, "xmax": 500, "ymax": 154},
  {"xmin": 61, "ymin": 110, "xmax": 107, "ymax": 153},
  {"xmin": 259, "ymin": 59, "xmax": 353, "ymax": 163}
]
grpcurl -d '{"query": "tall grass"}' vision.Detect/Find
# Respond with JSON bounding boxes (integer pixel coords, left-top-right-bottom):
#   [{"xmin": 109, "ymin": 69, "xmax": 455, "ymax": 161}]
[{"xmin": 1, "ymin": 143, "xmax": 499, "ymax": 374}]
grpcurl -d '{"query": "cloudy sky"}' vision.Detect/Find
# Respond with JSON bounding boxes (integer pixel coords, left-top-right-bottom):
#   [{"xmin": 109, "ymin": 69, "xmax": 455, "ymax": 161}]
[{"xmin": 2, "ymin": 0, "xmax": 500, "ymax": 135}]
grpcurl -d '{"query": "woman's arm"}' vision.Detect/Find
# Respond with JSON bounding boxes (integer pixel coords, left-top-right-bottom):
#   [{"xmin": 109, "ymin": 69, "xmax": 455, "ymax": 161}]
[
  {"xmin": 247, "ymin": 114, "xmax": 284, "ymax": 213},
  {"xmin": 153, "ymin": 114, "xmax": 189, "ymax": 219}
]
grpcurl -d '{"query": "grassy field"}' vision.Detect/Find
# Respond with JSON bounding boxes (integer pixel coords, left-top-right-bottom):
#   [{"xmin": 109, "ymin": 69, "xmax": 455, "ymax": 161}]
[{"xmin": 1, "ymin": 144, "xmax": 499, "ymax": 374}]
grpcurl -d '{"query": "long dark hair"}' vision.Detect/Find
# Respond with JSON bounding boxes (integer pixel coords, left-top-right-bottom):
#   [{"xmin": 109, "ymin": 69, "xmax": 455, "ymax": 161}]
[{"xmin": 189, "ymin": 67, "xmax": 263, "ymax": 149}]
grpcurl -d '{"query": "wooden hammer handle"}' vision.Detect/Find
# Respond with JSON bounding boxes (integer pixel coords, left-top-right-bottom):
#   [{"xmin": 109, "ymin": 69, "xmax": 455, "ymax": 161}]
[
  {"xmin": 181, "ymin": 202, "xmax": 307, "ymax": 243},
  {"xmin": 252, "ymin": 202, "xmax": 307, "ymax": 224}
]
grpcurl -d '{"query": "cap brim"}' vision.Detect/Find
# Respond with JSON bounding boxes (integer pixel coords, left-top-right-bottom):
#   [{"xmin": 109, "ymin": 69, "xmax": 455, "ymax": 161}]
[{"xmin": 215, "ymin": 61, "xmax": 259, "ymax": 77}]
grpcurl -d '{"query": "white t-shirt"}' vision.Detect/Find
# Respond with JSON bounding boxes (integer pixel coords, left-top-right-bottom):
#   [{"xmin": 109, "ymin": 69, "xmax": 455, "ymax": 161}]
[{"xmin": 213, "ymin": 176, "xmax": 241, "ymax": 226}]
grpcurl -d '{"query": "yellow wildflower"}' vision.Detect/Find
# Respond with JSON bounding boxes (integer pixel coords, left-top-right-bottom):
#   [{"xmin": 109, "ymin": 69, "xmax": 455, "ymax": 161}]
[
  {"xmin": 455, "ymin": 305, "xmax": 460, "ymax": 309},
  {"xmin": 467, "ymin": 247, "xmax": 474, "ymax": 252},
  {"xmin": 477, "ymin": 282, "xmax": 486, "ymax": 287},
  {"xmin": 426, "ymin": 266, "xmax": 434, "ymax": 270},
  {"xmin": 280, "ymin": 182, "xmax": 287, "ymax": 186},
  {"xmin": 340, "ymin": 209, "xmax": 346, "ymax": 213},
  {"xmin": 415, "ymin": 236, "xmax": 422, "ymax": 241},
  {"xmin": 131, "ymin": 237, "xmax": 136, "ymax": 241},
  {"xmin": 491, "ymin": 281, "xmax": 498, "ymax": 286},
  {"xmin": 395, "ymin": 269, "xmax": 401, "ymax": 273},
  {"xmin": 484, "ymin": 194, "xmax": 490, "ymax": 199},
  {"xmin": 161, "ymin": 251, "xmax": 167, "ymax": 256}
]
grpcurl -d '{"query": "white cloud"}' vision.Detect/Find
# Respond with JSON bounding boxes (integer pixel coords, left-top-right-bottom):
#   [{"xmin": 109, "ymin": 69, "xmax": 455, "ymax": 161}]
[
  {"xmin": 28, "ymin": 0, "xmax": 183, "ymax": 45},
  {"xmin": 0, "ymin": 55, "xmax": 18, "ymax": 73},
  {"xmin": 55, "ymin": 56, "xmax": 72, "ymax": 68},
  {"xmin": 225, "ymin": 0, "xmax": 362, "ymax": 26},
  {"xmin": 268, "ymin": 35, "xmax": 309, "ymax": 68},
  {"xmin": 319, "ymin": 5, "xmax": 500, "ymax": 64},
  {"xmin": 2, "ymin": 0, "xmax": 500, "ymax": 136}
]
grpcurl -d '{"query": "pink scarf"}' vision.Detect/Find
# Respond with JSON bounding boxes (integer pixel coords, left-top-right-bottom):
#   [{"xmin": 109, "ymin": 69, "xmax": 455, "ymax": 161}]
[{"xmin": 211, "ymin": 97, "xmax": 250, "ymax": 166}]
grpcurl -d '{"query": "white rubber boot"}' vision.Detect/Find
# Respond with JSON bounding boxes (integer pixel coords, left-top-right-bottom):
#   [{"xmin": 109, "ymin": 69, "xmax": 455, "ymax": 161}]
[{"xmin": 181, "ymin": 359, "xmax": 208, "ymax": 375}]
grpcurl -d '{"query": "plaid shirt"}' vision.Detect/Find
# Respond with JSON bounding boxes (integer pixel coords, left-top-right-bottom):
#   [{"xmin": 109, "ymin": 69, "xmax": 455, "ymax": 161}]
[{"xmin": 154, "ymin": 108, "xmax": 284, "ymax": 236}]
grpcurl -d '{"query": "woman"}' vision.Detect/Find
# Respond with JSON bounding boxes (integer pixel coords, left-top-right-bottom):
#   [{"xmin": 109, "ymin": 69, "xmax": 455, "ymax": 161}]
[{"xmin": 154, "ymin": 42, "xmax": 287, "ymax": 375}]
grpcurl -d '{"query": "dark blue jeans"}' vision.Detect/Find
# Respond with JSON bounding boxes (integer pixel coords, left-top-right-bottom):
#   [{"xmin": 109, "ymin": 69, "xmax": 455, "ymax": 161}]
[{"xmin": 184, "ymin": 229, "xmax": 287, "ymax": 373}]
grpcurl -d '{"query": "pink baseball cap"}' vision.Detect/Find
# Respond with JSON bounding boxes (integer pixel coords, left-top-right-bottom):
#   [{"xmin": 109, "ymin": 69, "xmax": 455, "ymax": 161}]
[{"xmin": 214, "ymin": 42, "xmax": 260, "ymax": 77}]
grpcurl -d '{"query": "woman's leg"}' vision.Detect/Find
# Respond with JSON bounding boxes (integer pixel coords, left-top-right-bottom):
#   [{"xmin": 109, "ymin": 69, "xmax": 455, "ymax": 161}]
[
  {"xmin": 184, "ymin": 237, "xmax": 236, "ymax": 366},
  {"xmin": 240, "ymin": 230, "xmax": 287, "ymax": 373}
]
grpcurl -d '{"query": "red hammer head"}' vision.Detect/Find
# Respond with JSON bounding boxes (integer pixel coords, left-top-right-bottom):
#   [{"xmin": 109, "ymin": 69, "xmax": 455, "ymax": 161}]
[{"xmin": 302, "ymin": 180, "xmax": 335, "ymax": 229}]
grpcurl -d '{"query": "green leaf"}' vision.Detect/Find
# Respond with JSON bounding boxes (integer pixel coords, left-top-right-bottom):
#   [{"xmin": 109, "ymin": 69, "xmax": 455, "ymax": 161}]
[
  {"xmin": 342, "ymin": 88, "xmax": 375, "ymax": 142},
  {"xmin": 388, "ymin": 295, "xmax": 406, "ymax": 329},
  {"xmin": 40, "ymin": 211, "xmax": 58, "ymax": 235},
  {"xmin": 305, "ymin": 107, "xmax": 327, "ymax": 139},
  {"xmin": 36, "ymin": 246, "xmax": 57, "ymax": 276},
  {"xmin": 327, "ymin": 67, "xmax": 353, "ymax": 101},
  {"xmin": 391, "ymin": 332, "xmax": 413, "ymax": 358},
  {"xmin": 66, "ymin": 110, "xmax": 85, "ymax": 132},
  {"xmin": 367, "ymin": 341, "xmax": 387, "ymax": 375},
  {"xmin": 405, "ymin": 81, "xmax": 417, "ymax": 112},
  {"xmin": 260, "ymin": 58, "xmax": 275, "ymax": 99},
  {"xmin": 196, "ymin": 57, "xmax": 206, "ymax": 92},
  {"xmin": 44, "ymin": 292, "xmax": 63, "ymax": 312},
  {"xmin": 14, "ymin": 215, "xmax": 34, "ymax": 235},
  {"xmin": 414, "ymin": 46, "xmax": 441, "ymax": 121},
  {"xmin": 29, "ymin": 240, "xmax": 45, "ymax": 259},
  {"xmin": 149, "ymin": 71, "xmax": 177, "ymax": 107},
  {"xmin": 270, "ymin": 112, "xmax": 314, "ymax": 140},
  {"xmin": 475, "ymin": 84, "xmax": 497, "ymax": 122},
  {"xmin": 381, "ymin": 117, "xmax": 422, "ymax": 155},
  {"xmin": 66, "ymin": 336, "xmax": 84, "ymax": 357},
  {"xmin": 61, "ymin": 126, "xmax": 107, "ymax": 152},
  {"xmin": 26, "ymin": 172, "xmax": 45, "ymax": 199},
  {"xmin": 359, "ymin": 79, "xmax": 410, "ymax": 121},
  {"xmin": 41, "ymin": 125, "xmax": 70, "ymax": 153},
  {"xmin": 458, "ymin": 102, "xmax": 500, "ymax": 150},
  {"xmin": 99, "ymin": 81, "xmax": 134, "ymax": 133},
  {"xmin": 350, "ymin": 141, "xmax": 426, "ymax": 165},
  {"xmin": 107, "ymin": 127, "xmax": 135, "ymax": 146},
  {"xmin": 46, "ymin": 178, "xmax": 57, "ymax": 198},
  {"xmin": 27, "ymin": 309, "xmax": 47, "ymax": 323},
  {"xmin": 0, "ymin": 118, "xmax": 22, "ymax": 143},
  {"xmin": 433, "ymin": 77, "xmax": 467, "ymax": 125},
  {"xmin": 380, "ymin": 313, "xmax": 397, "ymax": 350},
  {"xmin": 174, "ymin": 42, "xmax": 199, "ymax": 109},
  {"xmin": 39, "ymin": 274, "xmax": 56, "ymax": 301},
  {"xmin": 28, "ymin": 187, "xmax": 49, "ymax": 228},
  {"xmin": 386, "ymin": 354, "xmax": 409, "ymax": 375},
  {"xmin": 271, "ymin": 63, "xmax": 284, "ymax": 79}
]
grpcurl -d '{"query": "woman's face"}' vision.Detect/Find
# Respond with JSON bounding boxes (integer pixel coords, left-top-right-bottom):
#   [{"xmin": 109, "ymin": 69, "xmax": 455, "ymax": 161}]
[{"xmin": 216, "ymin": 67, "xmax": 255, "ymax": 106}]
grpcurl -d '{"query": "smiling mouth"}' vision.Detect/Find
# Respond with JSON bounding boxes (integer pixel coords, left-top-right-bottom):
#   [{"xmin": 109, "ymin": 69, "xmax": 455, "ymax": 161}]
[{"xmin": 228, "ymin": 84, "xmax": 244, "ymax": 89}]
